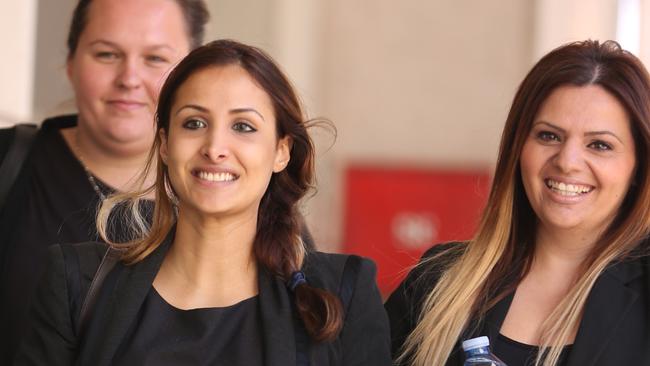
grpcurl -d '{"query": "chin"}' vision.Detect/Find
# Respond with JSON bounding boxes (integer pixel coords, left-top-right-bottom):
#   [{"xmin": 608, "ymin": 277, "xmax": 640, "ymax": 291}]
[{"xmin": 105, "ymin": 126, "xmax": 155, "ymax": 145}]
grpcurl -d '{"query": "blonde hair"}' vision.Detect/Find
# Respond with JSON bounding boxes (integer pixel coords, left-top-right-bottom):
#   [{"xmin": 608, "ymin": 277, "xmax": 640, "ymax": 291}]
[{"xmin": 400, "ymin": 40, "xmax": 650, "ymax": 366}]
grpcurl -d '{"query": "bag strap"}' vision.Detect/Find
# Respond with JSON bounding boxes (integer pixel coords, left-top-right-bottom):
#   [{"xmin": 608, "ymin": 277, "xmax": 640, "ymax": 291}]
[
  {"xmin": 0, "ymin": 124, "xmax": 37, "ymax": 210},
  {"xmin": 76, "ymin": 246, "xmax": 121, "ymax": 336}
]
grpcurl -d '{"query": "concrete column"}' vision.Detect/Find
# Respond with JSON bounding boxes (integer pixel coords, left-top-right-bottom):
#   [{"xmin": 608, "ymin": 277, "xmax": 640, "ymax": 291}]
[{"xmin": 0, "ymin": 1, "xmax": 37, "ymax": 126}]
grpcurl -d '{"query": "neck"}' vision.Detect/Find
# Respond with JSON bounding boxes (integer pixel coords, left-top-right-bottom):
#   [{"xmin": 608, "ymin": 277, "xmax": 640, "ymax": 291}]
[
  {"xmin": 155, "ymin": 208, "xmax": 259, "ymax": 308},
  {"xmin": 532, "ymin": 224, "xmax": 599, "ymax": 274},
  {"xmin": 61, "ymin": 126, "xmax": 154, "ymax": 191}
]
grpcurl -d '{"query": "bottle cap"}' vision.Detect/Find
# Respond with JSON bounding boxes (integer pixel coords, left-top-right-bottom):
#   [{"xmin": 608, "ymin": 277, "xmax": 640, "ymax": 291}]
[{"xmin": 462, "ymin": 336, "xmax": 490, "ymax": 351}]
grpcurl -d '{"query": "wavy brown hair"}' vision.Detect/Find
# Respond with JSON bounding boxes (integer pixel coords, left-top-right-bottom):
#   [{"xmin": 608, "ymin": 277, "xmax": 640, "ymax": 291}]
[
  {"xmin": 401, "ymin": 40, "xmax": 650, "ymax": 366},
  {"xmin": 97, "ymin": 39, "xmax": 342, "ymax": 342}
]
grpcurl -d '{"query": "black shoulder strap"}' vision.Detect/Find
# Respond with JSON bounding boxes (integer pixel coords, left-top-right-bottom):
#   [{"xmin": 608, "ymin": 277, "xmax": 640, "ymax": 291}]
[
  {"xmin": 76, "ymin": 246, "xmax": 121, "ymax": 336},
  {"xmin": 0, "ymin": 123, "xmax": 38, "ymax": 210}
]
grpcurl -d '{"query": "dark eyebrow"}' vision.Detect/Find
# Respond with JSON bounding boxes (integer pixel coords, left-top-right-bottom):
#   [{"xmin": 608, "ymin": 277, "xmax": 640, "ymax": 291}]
[
  {"xmin": 230, "ymin": 108, "xmax": 265, "ymax": 121},
  {"xmin": 534, "ymin": 120, "xmax": 624, "ymax": 144},
  {"xmin": 585, "ymin": 130, "xmax": 624, "ymax": 144},
  {"xmin": 175, "ymin": 104, "xmax": 209, "ymax": 115},
  {"xmin": 533, "ymin": 121, "xmax": 565, "ymax": 133},
  {"xmin": 174, "ymin": 106, "xmax": 266, "ymax": 121}
]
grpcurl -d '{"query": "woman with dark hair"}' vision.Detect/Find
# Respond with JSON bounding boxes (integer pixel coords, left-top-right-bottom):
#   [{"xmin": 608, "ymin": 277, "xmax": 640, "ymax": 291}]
[
  {"xmin": 386, "ymin": 40, "xmax": 650, "ymax": 366},
  {"xmin": 16, "ymin": 39, "xmax": 390, "ymax": 365},
  {"xmin": 0, "ymin": 0, "xmax": 209, "ymax": 362}
]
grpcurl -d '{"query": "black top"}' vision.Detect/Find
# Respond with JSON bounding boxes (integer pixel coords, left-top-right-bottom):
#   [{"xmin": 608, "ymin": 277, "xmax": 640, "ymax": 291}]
[
  {"xmin": 15, "ymin": 240, "xmax": 392, "ymax": 365},
  {"xmin": 115, "ymin": 288, "xmax": 263, "ymax": 366},
  {"xmin": 493, "ymin": 333, "xmax": 572, "ymax": 366},
  {"xmin": 0, "ymin": 115, "xmax": 152, "ymax": 363}
]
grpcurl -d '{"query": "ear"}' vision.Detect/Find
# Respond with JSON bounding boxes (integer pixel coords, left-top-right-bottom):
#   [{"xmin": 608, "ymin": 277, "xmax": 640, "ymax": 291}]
[
  {"xmin": 159, "ymin": 129, "xmax": 169, "ymax": 164},
  {"xmin": 273, "ymin": 136, "xmax": 292, "ymax": 173}
]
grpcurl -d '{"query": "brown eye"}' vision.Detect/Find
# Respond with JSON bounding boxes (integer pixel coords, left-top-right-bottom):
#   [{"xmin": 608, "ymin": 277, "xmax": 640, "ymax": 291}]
[
  {"xmin": 232, "ymin": 121, "xmax": 256, "ymax": 133},
  {"xmin": 537, "ymin": 131, "xmax": 560, "ymax": 142},
  {"xmin": 588, "ymin": 140, "xmax": 612, "ymax": 151},
  {"xmin": 182, "ymin": 119, "xmax": 207, "ymax": 130}
]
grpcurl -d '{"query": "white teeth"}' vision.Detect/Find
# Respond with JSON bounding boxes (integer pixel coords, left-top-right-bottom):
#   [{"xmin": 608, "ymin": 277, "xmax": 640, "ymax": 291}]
[
  {"xmin": 197, "ymin": 171, "xmax": 237, "ymax": 182},
  {"xmin": 545, "ymin": 179, "xmax": 592, "ymax": 196}
]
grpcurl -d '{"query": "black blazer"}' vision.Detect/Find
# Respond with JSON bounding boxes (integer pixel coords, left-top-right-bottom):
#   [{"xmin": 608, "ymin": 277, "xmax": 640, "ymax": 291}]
[
  {"xmin": 16, "ymin": 234, "xmax": 391, "ymax": 365},
  {"xmin": 385, "ymin": 243, "xmax": 650, "ymax": 365}
]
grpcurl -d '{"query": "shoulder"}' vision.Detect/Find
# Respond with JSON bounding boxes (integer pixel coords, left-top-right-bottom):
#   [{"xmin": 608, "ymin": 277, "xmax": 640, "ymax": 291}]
[
  {"xmin": 302, "ymin": 251, "xmax": 377, "ymax": 293},
  {"xmin": 405, "ymin": 241, "xmax": 466, "ymax": 292},
  {"xmin": 384, "ymin": 241, "xmax": 466, "ymax": 358}
]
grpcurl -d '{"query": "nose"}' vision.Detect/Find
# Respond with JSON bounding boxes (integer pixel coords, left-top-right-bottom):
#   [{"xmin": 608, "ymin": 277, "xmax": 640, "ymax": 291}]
[
  {"xmin": 115, "ymin": 58, "xmax": 143, "ymax": 90},
  {"xmin": 553, "ymin": 140, "xmax": 583, "ymax": 173},
  {"xmin": 201, "ymin": 128, "xmax": 230, "ymax": 162}
]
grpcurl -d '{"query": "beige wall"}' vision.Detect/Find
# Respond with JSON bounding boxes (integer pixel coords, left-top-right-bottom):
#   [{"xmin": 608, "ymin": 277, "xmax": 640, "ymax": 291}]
[{"xmin": 310, "ymin": 1, "xmax": 534, "ymax": 248}]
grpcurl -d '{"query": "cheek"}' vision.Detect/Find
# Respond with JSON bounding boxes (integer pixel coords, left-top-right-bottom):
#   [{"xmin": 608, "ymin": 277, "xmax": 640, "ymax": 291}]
[
  {"xmin": 71, "ymin": 64, "xmax": 113, "ymax": 100},
  {"xmin": 143, "ymin": 69, "xmax": 172, "ymax": 101},
  {"xmin": 519, "ymin": 143, "xmax": 538, "ymax": 183}
]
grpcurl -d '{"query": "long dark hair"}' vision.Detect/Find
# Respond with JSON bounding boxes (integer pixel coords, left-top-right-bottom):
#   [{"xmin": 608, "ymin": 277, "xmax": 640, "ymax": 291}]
[
  {"xmin": 100, "ymin": 39, "xmax": 343, "ymax": 342},
  {"xmin": 402, "ymin": 40, "xmax": 650, "ymax": 366}
]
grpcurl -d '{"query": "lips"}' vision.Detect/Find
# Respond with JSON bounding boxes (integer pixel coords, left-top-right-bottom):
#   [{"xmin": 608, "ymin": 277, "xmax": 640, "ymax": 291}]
[{"xmin": 106, "ymin": 99, "xmax": 147, "ymax": 110}]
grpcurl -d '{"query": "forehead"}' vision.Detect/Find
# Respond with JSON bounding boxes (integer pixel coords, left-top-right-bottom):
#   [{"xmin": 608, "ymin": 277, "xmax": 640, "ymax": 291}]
[
  {"xmin": 173, "ymin": 65, "xmax": 275, "ymax": 114},
  {"xmin": 535, "ymin": 84, "xmax": 631, "ymax": 133},
  {"xmin": 81, "ymin": 0, "xmax": 190, "ymax": 50}
]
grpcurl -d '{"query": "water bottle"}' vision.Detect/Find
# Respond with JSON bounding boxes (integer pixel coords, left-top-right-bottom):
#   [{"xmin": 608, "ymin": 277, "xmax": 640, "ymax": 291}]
[{"xmin": 462, "ymin": 336, "xmax": 507, "ymax": 366}]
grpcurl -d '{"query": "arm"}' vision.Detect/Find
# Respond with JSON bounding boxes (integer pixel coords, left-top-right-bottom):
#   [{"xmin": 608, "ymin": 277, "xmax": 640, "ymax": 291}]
[
  {"xmin": 14, "ymin": 245, "xmax": 77, "ymax": 365},
  {"xmin": 339, "ymin": 258, "xmax": 392, "ymax": 366}
]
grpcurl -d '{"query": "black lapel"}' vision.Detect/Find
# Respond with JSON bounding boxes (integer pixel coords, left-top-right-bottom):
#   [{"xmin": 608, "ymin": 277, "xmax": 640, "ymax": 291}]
[
  {"xmin": 258, "ymin": 267, "xmax": 297, "ymax": 366},
  {"xmin": 565, "ymin": 259, "xmax": 643, "ymax": 366},
  {"xmin": 82, "ymin": 230, "xmax": 174, "ymax": 364},
  {"xmin": 483, "ymin": 291, "xmax": 515, "ymax": 343},
  {"xmin": 460, "ymin": 290, "xmax": 514, "ymax": 358}
]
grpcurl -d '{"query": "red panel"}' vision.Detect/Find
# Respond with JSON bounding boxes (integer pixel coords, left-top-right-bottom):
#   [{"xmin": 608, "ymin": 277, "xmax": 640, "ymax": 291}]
[{"xmin": 341, "ymin": 166, "xmax": 491, "ymax": 297}]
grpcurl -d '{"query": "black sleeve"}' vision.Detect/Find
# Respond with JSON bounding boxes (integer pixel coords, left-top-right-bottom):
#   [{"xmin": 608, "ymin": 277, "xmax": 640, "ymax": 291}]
[
  {"xmin": 339, "ymin": 258, "xmax": 392, "ymax": 366},
  {"xmin": 384, "ymin": 242, "xmax": 464, "ymax": 361},
  {"xmin": 14, "ymin": 245, "xmax": 77, "ymax": 365},
  {"xmin": 0, "ymin": 126, "xmax": 16, "ymax": 162}
]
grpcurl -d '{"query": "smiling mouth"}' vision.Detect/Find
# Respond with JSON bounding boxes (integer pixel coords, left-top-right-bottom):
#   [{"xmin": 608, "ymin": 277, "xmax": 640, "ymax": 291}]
[
  {"xmin": 195, "ymin": 170, "xmax": 239, "ymax": 182},
  {"xmin": 545, "ymin": 179, "xmax": 594, "ymax": 196}
]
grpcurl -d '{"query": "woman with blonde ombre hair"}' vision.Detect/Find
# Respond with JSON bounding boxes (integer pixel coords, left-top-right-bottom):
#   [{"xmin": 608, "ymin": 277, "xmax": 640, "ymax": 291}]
[{"xmin": 386, "ymin": 40, "xmax": 650, "ymax": 366}]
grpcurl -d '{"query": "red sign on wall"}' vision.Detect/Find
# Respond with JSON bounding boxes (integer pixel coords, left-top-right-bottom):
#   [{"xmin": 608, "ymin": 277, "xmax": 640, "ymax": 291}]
[{"xmin": 341, "ymin": 166, "xmax": 491, "ymax": 297}]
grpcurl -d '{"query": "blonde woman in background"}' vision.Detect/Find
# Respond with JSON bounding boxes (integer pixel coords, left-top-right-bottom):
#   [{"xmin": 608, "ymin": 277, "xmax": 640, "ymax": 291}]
[
  {"xmin": 386, "ymin": 40, "xmax": 650, "ymax": 366},
  {"xmin": 0, "ymin": 0, "xmax": 208, "ymax": 362}
]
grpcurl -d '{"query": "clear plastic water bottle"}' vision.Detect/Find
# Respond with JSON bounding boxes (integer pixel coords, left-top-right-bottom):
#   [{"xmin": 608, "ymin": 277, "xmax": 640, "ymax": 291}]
[{"xmin": 462, "ymin": 336, "xmax": 507, "ymax": 366}]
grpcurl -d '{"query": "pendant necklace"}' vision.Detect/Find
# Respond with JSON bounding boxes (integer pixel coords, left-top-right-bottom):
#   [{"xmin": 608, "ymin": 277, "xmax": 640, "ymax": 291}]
[{"xmin": 73, "ymin": 132, "xmax": 107, "ymax": 201}]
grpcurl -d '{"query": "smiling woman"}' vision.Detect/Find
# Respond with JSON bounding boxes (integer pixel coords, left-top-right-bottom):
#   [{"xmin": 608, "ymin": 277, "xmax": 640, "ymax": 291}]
[
  {"xmin": 385, "ymin": 40, "xmax": 650, "ymax": 366},
  {"xmin": 15, "ymin": 40, "xmax": 391, "ymax": 365}
]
